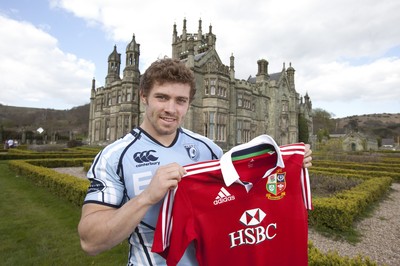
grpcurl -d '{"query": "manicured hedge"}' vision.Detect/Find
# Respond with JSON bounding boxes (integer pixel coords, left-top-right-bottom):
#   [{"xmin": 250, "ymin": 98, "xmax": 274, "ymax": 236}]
[
  {"xmin": 0, "ymin": 153, "xmax": 96, "ymax": 160},
  {"xmin": 309, "ymin": 176, "xmax": 392, "ymax": 231},
  {"xmin": 308, "ymin": 241, "xmax": 377, "ymax": 265},
  {"xmin": 312, "ymin": 167, "xmax": 399, "ymax": 182},
  {"xmin": 8, "ymin": 160, "xmax": 89, "ymax": 207},
  {"xmin": 24, "ymin": 158, "xmax": 93, "ymax": 168}
]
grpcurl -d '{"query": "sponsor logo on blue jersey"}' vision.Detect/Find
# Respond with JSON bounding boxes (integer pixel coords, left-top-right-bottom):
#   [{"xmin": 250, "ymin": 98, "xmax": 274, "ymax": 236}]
[
  {"xmin": 87, "ymin": 179, "xmax": 106, "ymax": 194},
  {"xmin": 184, "ymin": 144, "xmax": 200, "ymax": 161},
  {"xmin": 133, "ymin": 150, "xmax": 160, "ymax": 167}
]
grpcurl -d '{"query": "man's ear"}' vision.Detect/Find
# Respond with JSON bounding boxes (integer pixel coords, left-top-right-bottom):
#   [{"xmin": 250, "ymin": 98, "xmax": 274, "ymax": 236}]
[{"xmin": 139, "ymin": 90, "xmax": 147, "ymax": 105}]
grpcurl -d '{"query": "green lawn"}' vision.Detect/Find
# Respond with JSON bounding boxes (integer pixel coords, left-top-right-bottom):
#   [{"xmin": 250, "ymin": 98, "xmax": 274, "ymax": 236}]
[{"xmin": 0, "ymin": 161, "xmax": 128, "ymax": 265}]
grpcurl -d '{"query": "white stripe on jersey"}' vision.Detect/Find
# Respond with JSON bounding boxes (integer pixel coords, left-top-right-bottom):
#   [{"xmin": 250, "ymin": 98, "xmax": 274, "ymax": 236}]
[
  {"xmin": 281, "ymin": 144, "xmax": 312, "ymax": 210},
  {"xmin": 280, "ymin": 144, "xmax": 306, "ymax": 156},
  {"xmin": 184, "ymin": 160, "xmax": 221, "ymax": 177},
  {"xmin": 161, "ymin": 188, "xmax": 176, "ymax": 249},
  {"xmin": 301, "ymin": 168, "xmax": 313, "ymax": 210},
  {"xmin": 184, "ymin": 160, "xmax": 220, "ymax": 171}
]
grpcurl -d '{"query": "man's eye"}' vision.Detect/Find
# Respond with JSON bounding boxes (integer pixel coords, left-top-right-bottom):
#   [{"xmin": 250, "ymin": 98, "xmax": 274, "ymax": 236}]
[{"xmin": 156, "ymin": 95, "xmax": 167, "ymax": 100}]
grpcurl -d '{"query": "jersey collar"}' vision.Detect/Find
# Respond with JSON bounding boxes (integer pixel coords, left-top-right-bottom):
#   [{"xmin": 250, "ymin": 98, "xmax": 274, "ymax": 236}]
[{"xmin": 220, "ymin": 135, "xmax": 284, "ymax": 188}]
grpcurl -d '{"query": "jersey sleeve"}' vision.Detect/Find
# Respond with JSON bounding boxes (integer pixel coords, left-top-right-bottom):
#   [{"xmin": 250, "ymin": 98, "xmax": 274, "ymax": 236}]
[
  {"xmin": 152, "ymin": 186, "xmax": 196, "ymax": 265},
  {"xmin": 301, "ymin": 167, "xmax": 313, "ymax": 210},
  {"xmin": 83, "ymin": 150, "xmax": 126, "ymax": 207},
  {"xmin": 280, "ymin": 143, "xmax": 313, "ymax": 210}
]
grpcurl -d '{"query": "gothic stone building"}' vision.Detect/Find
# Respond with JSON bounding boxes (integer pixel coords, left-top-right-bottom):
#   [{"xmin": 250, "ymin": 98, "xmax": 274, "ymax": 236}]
[{"xmin": 89, "ymin": 19, "xmax": 313, "ymax": 151}]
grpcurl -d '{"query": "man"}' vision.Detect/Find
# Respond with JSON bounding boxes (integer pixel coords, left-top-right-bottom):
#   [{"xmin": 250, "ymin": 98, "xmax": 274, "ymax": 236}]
[{"xmin": 78, "ymin": 58, "xmax": 313, "ymax": 265}]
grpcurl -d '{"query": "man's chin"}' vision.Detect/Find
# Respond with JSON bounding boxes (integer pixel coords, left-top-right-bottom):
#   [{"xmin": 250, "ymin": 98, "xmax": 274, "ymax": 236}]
[{"xmin": 158, "ymin": 126, "xmax": 178, "ymax": 136}]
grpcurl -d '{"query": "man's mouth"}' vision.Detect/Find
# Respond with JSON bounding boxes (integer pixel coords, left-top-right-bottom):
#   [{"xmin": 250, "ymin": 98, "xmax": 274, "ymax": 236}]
[{"xmin": 160, "ymin": 116, "xmax": 176, "ymax": 122}]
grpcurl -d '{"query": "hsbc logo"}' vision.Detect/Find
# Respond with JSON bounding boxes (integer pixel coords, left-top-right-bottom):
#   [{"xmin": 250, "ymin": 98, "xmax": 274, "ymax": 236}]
[
  {"xmin": 229, "ymin": 208, "xmax": 277, "ymax": 248},
  {"xmin": 133, "ymin": 150, "xmax": 160, "ymax": 167},
  {"xmin": 240, "ymin": 208, "xmax": 266, "ymax": 226}
]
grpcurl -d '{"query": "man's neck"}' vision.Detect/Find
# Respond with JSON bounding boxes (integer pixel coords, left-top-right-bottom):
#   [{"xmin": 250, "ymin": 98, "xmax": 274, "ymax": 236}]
[{"xmin": 139, "ymin": 125, "xmax": 178, "ymax": 147}]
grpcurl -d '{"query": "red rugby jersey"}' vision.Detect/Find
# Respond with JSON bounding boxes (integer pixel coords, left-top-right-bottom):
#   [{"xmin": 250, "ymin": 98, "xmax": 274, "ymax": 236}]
[{"xmin": 152, "ymin": 135, "xmax": 312, "ymax": 266}]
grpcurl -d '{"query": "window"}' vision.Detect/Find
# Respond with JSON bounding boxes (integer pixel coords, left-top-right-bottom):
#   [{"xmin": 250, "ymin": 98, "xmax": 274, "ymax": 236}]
[
  {"xmin": 204, "ymin": 79, "xmax": 209, "ymax": 95},
  {"xmin": 209, "ymin": 112, "xmax": 215, "ymax": 140},
  {"xmin": 205, "ymin": 111, "xmax": 227, "ymax": 141},
  {"xmin": 238, "ymin": 94, "xmax": 243, "ymax": 107},
  {"xmin": 217, "ymin": 80, "xmax": 228, "ymax": 98},
  {"xmin": 237, "ymin": 119, "xmax": 251, "ymax": 143},
  {"xmin": 105, "ymin": 120, "xmax": 110, "ymax": 141},
  {"xmin": 237, "ymin": 120, "xmax": 242, "ymax": 143},
  {"xmin": 210, "ymin": 79, "xmax": 216, "ymax": 95},
  {"xmin": 95, "ymin": 121, "xmax": 100, "ymax": 141},
  {"xmin": 96, "ymin": 99, "xmax": 102, "ymax": 111},
  {"xmin": 243, "ymin": 121, "xmax": 251, "ymax": 143},
  {"xmin": 107, "ymin": 93, "xmax": 112, "ymax": 105},
  {"xmin": 216, "ymin": 113, "xmax": 226, "ymax": 141},
  {"xmin": 282, "ymin": 101, "xmax": 289, "ymax": 112},
  {"xmin": 124, "ymin": 115, "xmax": 130, "ymax": 133}
]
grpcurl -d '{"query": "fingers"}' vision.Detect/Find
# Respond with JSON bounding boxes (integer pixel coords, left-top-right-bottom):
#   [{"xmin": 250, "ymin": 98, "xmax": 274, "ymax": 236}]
[
  {"xmin": 304, "ymin": 144, "xmax": 312, "ymax": 156},
  {"xmin": 303, "ymin": 144, "xmax": 312, "ymax": 168},
  {"xmin": 161, "ymin": 163, "xmax": 186, "ymax": 181},
  {"xmin": 143, "ymin": 163, "xmax": 186, "ymax": 205},
  {"xmin": 155, "ymin": 163, "xmax": 186, "ymax": 190},
  {"xmin": 163, "ymin": 170, "xmax": 183, "ymax": 190},
  {"xmin": 303, "ymin": 157, "xmax": 312, "ymax": 168}
]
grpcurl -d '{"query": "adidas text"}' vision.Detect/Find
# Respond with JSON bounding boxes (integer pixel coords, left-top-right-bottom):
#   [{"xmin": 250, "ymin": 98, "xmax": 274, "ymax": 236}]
[{"xmin": 214, "ymin": 195, "xmax": 235, "ymax": 205}]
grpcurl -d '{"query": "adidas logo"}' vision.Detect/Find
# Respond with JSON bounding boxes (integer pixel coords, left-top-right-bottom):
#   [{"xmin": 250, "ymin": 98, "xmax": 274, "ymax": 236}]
[{"xmin": 213, "ymin": 187, "xmax": 236, "ymax": 205}]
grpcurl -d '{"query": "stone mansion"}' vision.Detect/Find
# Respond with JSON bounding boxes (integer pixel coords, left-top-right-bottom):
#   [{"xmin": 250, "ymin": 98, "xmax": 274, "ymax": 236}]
[{"xmin": 88, "ymin": 18, "xmax": 313, "ymax": 150}]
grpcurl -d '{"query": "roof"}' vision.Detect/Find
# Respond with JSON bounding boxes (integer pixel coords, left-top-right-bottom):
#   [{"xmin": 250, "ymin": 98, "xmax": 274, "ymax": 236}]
[{"xmin": 246, "ymin": 72, "xmax": 281, "ymax": 84}]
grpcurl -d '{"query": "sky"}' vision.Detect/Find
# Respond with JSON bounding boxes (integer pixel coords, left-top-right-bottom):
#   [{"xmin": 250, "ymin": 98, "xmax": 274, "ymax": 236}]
[{"xmin": 0, "ymin": 0, "xmax": 399, "ymax": 118}]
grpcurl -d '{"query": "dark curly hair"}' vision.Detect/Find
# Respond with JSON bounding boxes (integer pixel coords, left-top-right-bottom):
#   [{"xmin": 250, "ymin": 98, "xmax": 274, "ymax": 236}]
[{"xmin": 139, "ymin": 58, "xmax": 196, "ymax": 102}]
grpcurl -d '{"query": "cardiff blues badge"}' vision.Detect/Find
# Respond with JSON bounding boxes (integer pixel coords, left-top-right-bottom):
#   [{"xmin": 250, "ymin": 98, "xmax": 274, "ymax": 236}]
[{"xmin": 184, "ymin": 144, "xmax": 200, "ymax": 161}]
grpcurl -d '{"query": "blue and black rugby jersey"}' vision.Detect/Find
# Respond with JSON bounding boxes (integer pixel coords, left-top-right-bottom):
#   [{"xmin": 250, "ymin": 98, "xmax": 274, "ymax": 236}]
[{"xmin": 83, "ymin": 127, "xmax": 223, "ymax": 266}]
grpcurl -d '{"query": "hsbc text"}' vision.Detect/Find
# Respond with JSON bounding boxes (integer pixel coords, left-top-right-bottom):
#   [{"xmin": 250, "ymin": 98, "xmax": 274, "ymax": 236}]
[{"xmin": 228, "ymin": 223, "xmax": 277, "ymax": 248}]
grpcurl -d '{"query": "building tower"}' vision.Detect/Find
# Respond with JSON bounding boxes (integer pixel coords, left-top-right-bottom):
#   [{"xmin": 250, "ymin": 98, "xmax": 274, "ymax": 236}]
[{"xmin": 105, "ymin": 45, "xmax": 121, "ymax": 87}]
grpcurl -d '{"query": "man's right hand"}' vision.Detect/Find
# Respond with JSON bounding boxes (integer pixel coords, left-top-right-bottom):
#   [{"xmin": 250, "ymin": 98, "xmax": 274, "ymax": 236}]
[{"xmin": 141, "ymin": 162, "xmax": 187, "ymax": 205}]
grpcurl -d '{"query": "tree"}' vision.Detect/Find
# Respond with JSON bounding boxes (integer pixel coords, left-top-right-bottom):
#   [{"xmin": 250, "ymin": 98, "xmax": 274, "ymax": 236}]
[
  {"xmin": 316, "ymin": 128, "xmax": 330, "ymax": 143},
  {"xmin": 345, "ymin": 119, "xmax": 359, "ymax": 132},
  {"xmin": 312, "ymin": 108, "xmax": 334, "ymax": 135},
  {"xmin": 298, "ymin": 114, "xmax": 309, "ymax": 143}
]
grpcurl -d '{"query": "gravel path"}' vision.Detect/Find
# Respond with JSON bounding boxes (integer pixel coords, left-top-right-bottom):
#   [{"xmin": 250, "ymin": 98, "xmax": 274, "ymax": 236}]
[
  {"xmin": 55, "ymin": 167, "xmax": 400, "ymax": 265},
  {"xmin": 53, "ymin": 167, "xmax": 88, "ymax": 179},
  {"xmin": 309, "ymin": 182, "xmax": 400, "ymax": 266}
]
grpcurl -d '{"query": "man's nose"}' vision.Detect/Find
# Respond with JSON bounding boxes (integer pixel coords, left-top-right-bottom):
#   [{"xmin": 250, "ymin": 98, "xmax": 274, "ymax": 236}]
[{"xmin": 164, "ymin": 99, "xmax": 176, "ymax": 112}]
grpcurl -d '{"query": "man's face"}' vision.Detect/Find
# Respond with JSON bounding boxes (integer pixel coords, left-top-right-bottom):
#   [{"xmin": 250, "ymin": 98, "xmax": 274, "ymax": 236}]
[{"xmin": 141, "ymin": 82, "xmax": 190, "ymax": 140}]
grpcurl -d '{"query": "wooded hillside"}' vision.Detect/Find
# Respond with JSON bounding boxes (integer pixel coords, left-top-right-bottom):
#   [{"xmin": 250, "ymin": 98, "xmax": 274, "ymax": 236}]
[{"xmin": 1, "ymin": 103, "xmax": 399, "ymax": 142}]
